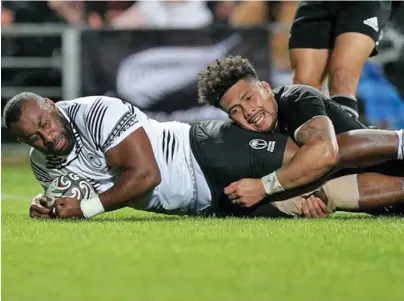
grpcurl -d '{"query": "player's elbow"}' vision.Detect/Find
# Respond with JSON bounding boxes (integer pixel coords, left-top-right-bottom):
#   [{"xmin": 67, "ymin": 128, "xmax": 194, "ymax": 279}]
[
  {"xmin": 149, "ymin": 169, "xmax": 161, "ymax": 188},
  {"xmin": 318, "ymin": 140, "xmax": 339, "ymax": 170},
  {"xmin": 142, "ymin": 167, "xmax": 161, "ymax": 190}
]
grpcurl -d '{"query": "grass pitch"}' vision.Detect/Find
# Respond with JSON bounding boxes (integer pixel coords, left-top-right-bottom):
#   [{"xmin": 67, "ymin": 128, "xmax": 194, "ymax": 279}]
[{"xmin": 2, "ymin": 165, "xmax": 404, "ymax": 301}]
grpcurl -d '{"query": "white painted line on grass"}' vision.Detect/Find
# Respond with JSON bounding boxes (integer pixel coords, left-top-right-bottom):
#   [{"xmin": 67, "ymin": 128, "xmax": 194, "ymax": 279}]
[{"xmin": 1, "ymin": 195, "xmax": 30, "ymax": 201}]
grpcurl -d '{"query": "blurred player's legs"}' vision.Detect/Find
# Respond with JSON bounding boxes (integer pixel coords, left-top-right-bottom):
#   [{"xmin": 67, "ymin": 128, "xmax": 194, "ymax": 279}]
[
  {"xmin": 289, "ymin": 1, "xmax": 391, "ymax": 118},
  {"xmin": 290, "ymin": 48, "xmax": 329, "ymax": 91}
]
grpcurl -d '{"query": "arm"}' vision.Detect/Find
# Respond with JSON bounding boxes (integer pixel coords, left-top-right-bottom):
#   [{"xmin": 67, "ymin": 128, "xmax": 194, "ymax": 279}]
[
  {"xmin": 97, "ymin": 127, "xmax": 161, "ymax": 211},
  {"xmin": 56, "ymin": 128, "xmax": 161, "ymax": 219},
  {"xmin": 55, "ymin": 97, "xmax": 161, "ymax": 218},
  {"xmin": 265, "ymin": 115, "xmax": 339, "ymax": 193}
]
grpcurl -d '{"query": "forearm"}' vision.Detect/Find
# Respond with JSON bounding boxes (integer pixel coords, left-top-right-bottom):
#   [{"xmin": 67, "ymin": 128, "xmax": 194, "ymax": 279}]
[
  {"xmin": 99, "ymin": 170, "xmax": 160, "ymax": 211},
  {"xmin": 336, "ymin": 130, "xmax": 398, "ymax": 169},
  {"xmin": 274, "ymin": 142, "xmax": 336, "ymax": 191}
]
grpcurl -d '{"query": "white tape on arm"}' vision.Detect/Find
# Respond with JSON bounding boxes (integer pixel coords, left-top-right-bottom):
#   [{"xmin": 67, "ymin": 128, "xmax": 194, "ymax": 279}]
[
  {"xmin": 261, "ymin": 171, "xmax": 284, "ymax": 195},
  {"xmin": 80, "ymin": 195, "xmax": 105, "ymax": 218}
]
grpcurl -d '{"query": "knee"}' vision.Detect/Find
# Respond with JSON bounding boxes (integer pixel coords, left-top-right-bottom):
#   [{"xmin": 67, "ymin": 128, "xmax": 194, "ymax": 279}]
[{"xmin": 293, "ymin": 70, "xmax": 323, "ymax": 90}]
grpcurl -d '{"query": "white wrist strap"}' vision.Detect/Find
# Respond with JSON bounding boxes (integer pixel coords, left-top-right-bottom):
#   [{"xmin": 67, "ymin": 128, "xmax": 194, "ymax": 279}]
[
  {"xmin": 80, "ymin": 195, "xmax": 105, "ymax": 218},
  {"xmin": 261, "ymin": 172, "xmax": 284, "ymax": 195},
  {"xmin": 395, "ymin": 130, "xmax": 403, "ymax": 160}
]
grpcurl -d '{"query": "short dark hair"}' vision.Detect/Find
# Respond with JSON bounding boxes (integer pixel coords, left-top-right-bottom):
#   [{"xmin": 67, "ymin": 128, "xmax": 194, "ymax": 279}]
[
  {"xmin": 197, "ymin": 55, "xmax": 259, "ymax": 107},
  {"xmin": 3, "ymin": 92, "xmax": 44, "ymax": 129}
]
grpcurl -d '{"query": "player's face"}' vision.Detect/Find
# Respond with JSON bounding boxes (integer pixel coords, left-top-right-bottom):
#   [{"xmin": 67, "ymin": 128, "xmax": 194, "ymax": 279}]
[
  {"xmin": 220, "ymin": 79, "xmax": 278, "ymax": 132},
  {"xmin": 10, "ymin": 99, "xmax": 75, "ymax": 156}
]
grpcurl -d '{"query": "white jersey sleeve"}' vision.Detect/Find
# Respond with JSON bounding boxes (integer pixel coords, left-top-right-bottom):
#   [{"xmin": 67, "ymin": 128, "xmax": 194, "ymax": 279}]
[
  {"xmin": 84, "ymin": 96, "xmax": 143, "ymax": 153},
  {"xmin": 29, "ymin": 149, "xmax": 52, "ymax": 191}
]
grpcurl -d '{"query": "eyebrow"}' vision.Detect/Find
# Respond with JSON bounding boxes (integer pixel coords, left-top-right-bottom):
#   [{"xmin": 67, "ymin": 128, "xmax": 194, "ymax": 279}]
[{"xmin": 240, "ymin": 91, "xmax": 250, "ymax": 100}]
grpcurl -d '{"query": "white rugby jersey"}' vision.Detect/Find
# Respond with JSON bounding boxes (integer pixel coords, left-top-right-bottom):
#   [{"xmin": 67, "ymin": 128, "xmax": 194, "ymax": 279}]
[{"xmin": 29, "ymin": 96, "xmax": 211, "ymax": 215}]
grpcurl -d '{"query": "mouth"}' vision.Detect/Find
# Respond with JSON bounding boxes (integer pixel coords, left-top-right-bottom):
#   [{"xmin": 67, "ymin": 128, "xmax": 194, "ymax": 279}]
[
  {"xmin": 54, "ymin": 137, "xmax": 66, "ymax": 152},
  {"xmin": 249, "ymin": 112, "xmax": 265, "ymax": 127}
]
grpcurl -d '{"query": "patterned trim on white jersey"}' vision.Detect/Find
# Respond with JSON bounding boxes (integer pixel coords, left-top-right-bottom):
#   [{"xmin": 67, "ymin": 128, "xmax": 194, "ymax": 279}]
[
  {"xmin": 101, "ymin": 110, "xmax": 138, "ymax": 152},
  {"xmin": 161, "ymin": 129, "xmax": 178, "ymax": 164},
  {"xmin": 87, "ymin": 97, "xmax": 108, "ymax": 150},
  {"xmin": 30, "ymin": 159, "xmax": 53, "ymax": 184}
]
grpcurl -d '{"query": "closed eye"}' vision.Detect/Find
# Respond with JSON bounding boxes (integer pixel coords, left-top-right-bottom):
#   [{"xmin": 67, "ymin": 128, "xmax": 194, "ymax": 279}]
[
  {"xmin": 28, "ymin": 134, "xmax": 39, "ymax": 143},
  {"xmin": 41, "ymin": 120, "xmax": 49, "ymax": 129}
]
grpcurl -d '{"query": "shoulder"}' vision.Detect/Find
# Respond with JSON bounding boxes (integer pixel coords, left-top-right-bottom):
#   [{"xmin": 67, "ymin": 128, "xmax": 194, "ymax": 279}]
[
  {"xmin": 274, "ymin": 84, "xmax": 326, "ymax": 101},
  {"xmin": 58, "ymin": 96, "xmax": 139, "ymax": 119}
]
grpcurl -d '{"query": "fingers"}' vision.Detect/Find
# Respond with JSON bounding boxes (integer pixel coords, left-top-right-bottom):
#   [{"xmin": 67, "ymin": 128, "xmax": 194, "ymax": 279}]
[
  {"xmin": 39, "ymin": 196, "xmax": 52, "ymax": 207},
  {"xmin": 317, "ymin": 197, "xmax": 328, "ymax": 212},
  {"xmin": 227, "ymin": 192, "xmax": 239, "ymax": 200},
  {"xmin": 55, "ymin": 199, "xmax": 64, "ymax": 217},
  {"xmin": 224, "ymin": 183, "xmax": 237, "ymax": 195},
  {"xmin": 301, "ymin": 195, "xmax": 329, "ymax": 218},
  {"xmin": 29, "ymin": 203, "xmax": 52, "ymax": 219}
]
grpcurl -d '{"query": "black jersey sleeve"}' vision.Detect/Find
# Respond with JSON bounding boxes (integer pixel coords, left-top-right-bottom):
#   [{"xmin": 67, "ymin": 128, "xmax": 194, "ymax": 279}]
[{"xmin": 276, "ymin": 85, "xmax": 330, "ymax": 138}]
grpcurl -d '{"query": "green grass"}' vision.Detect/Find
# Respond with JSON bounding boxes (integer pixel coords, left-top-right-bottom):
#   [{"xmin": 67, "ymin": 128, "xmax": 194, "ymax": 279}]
[{"xmin": 2, "ymin": 165, "xmax": 404, "ymax": 301}]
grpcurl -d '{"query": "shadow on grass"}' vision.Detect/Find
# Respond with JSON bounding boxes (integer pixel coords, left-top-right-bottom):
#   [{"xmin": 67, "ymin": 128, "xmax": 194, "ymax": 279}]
[
  {"xmin": 32, "ymin": 215, "xmax": 189, "ymax": 223},
  {"xmin": 27, "ymin": 213, "xmax": 403, "ymax": 224}
]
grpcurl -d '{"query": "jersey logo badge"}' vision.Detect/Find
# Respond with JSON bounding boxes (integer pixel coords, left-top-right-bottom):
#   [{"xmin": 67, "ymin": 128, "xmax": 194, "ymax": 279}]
[
  {"xmin": 363, "ymin": 17, "xmax": 379, "ymax": 32},
  {"xmin": 87, "ymin": 153, "xmax": 103, "ymax": 169},
  {"xmin": 249, "ymin": 139, "xmax": 276, "ymax": 152}
]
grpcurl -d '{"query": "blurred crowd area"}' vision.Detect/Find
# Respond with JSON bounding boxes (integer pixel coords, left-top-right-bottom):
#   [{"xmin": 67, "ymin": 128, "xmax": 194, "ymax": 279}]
[
  {"xmin": 2, "ymin": 0, "xmax": 404, "ymax": 128},
  {"xmin": 1, "ymin": 1, "xmax": 299, "ymax": 82}
]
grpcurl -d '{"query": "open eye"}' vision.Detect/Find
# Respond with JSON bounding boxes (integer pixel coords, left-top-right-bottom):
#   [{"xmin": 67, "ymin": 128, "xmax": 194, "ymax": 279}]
[{"xmin": 229, "ymin": 106, "xmax": 241, "ymax": 116}]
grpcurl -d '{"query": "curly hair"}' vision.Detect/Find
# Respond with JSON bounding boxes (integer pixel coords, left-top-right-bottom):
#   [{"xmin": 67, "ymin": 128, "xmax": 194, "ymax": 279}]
[{"xmin": 197, "ymin": 55, "xmax": 259, "ymax": 107}]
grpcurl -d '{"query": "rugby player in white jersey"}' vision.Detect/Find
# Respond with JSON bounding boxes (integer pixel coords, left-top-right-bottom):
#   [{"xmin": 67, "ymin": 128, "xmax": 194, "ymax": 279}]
[
  {"xmin": 4, "ymin": 92, "xmax": 404, "ymax": 220},
  {"xmin": 4, "ymin": 93, "xmax": 211, "ymax": 219}
]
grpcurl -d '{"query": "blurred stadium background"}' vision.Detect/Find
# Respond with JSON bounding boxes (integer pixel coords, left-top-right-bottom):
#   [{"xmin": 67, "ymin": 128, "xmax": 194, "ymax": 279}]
[{"xmin": 2, "ymin": 0, "xmax": 404, "ymax": 161}]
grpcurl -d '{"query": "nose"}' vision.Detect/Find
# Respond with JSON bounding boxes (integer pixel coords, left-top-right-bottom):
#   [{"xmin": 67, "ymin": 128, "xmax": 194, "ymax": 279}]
[
  {"xmin": 244, "ymin": 104, "xmax": 256, "ymax": 119},
  {"xmin": 40, "ymin": 131, "xmax": 55, "ymax": 148}
]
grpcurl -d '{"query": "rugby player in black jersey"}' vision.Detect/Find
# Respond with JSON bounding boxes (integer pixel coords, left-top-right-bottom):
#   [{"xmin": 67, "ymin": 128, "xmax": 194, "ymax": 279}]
[{"xmin": 195, "ymin": 55, "xmax": 404, "ymax": 217}]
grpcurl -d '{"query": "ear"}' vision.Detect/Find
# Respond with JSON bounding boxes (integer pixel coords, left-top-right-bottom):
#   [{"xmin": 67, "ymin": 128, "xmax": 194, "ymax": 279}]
[
  {"xmin": 44, "ymin": 98, "xmax": 56, "ymax": 109},
  {"xmin": 45, "ymin": 97, "xmax": 55, "ymax": 107},
  {"xmin": 260, "ymin": 81, "xmax": 272, "ymax": 95}
]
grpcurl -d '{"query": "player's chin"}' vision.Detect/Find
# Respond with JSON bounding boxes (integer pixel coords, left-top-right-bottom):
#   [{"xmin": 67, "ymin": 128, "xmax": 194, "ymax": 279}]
[
  {"xmin": 255, "ymin": 120, "xmax": 273, "ymax": 132},
  {"xmin": 53, "ymin": 141, "xmax": 73, "ymax": 156}
]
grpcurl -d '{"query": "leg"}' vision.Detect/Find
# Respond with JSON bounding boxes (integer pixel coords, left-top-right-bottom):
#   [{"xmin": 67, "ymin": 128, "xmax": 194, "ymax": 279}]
[
  {"xmin": 271, "ymin": 1, "xmax": 298, "ymax": 71},
  {"xmin": 328, "ymin": 33, "xmax": 374, "ymax": 97},
  {"xmin": 290, "ymin": 49, "xmax": 330, "ymax": 90},
  {"xmin": 328, "ymin": 1, "xmax": 392, "ymax": 115},
  {"xmin": 288, "ymin": 2, "xmax": 332, "ymax": 89},
  {"xmin": 356, "ymin": 173, "xmax": 404, "ymax": 212},
  {"xmin": 265, "ymin": 171, "xmax": 404, "ymax": 218},
  {"xmin": 336, "ymin": 129, "xmax": 402, "ymax": 169}
]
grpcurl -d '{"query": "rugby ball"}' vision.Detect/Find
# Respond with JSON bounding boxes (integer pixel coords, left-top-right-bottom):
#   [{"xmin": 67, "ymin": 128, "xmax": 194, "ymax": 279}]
[{"xmin": 44, "ymin": 172, "xmax": 97, "ymax": 208}]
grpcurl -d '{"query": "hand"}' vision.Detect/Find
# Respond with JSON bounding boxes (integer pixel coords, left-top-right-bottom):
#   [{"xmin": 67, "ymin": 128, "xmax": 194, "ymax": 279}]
[
  {"xmin": 224, "ymin": 178, "xmax": 267, "ymax": 207},
  {"xmin": 29, "ymin": 194, "xmax": 53, "ymax": 219},
  {"xmin": 55, "ymin": 197, "xmax": 84, "ymax": 219},
  {"xmin": 301, "ymin": 195, "xmax": 329, "ymax": 218}
]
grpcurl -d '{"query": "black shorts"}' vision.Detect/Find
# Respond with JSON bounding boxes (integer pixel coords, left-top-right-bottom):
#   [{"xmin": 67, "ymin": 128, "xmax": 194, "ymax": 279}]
[
  {"xmin": 289, "ymin": 1, "xmax": 391, "ymax": 56},
  {"xmin": 190, "ymin": 120, "xmax": 290, "ymax": 218}
]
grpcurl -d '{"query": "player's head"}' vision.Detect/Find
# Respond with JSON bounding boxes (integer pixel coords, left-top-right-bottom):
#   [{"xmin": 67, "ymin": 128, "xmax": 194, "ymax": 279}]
[
  {"xmin": 197, "ymin": 55, "xmax": 278, "ymax": 132},
  {"xmin": 3, "ymin": 92, "xmax": 74, "ymax": 156}
]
